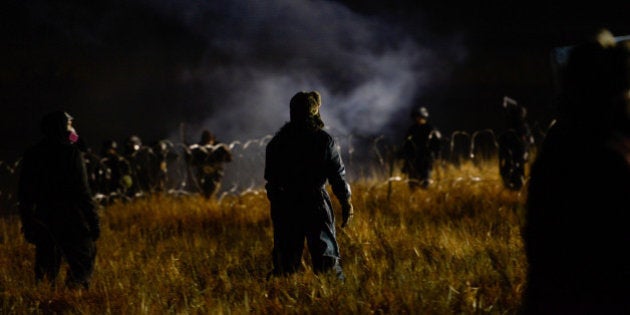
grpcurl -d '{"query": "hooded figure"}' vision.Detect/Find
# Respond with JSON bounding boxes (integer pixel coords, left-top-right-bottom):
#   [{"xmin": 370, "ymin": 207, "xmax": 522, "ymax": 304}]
[
  {"xmin": 522, "ymin": 30, "xmax": 630, "ymax": 314},
  {"xmin": 18, "ymin": 110, "xmax": 100, "ymax": 289},
  {"xmin": 265, "ymin": 91, "xmax": 353, "ymax": 279}
]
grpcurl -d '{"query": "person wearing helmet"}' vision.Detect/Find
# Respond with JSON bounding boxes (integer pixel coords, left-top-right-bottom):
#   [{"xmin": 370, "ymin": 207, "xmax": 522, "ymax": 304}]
[
  {"xmin": 399, "ymin": 106, "xmax": 442, "ymax": 190},
  {"xmin": 265, "ymin": 91, "xmax": 353, "ymax": 280},
  {"xmin": 18, "ymin": 110, "xmax": 100, "ymax": 289}
]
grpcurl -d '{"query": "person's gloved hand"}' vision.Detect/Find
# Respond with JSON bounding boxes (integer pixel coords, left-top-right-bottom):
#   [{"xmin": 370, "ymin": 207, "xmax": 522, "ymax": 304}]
[{"xmin": 341, "ymin": 199, "xmax": 354, "ymax": 228}]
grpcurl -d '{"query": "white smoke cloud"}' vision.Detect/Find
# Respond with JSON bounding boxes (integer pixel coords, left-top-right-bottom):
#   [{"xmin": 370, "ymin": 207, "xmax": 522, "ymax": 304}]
[
  {"xmin": 143, "ymin": 0, "xmax": 466, "ymax": 142},
  {"xmin": 6, "ymin": 0, "xmax": 469, "ymax": 191}
]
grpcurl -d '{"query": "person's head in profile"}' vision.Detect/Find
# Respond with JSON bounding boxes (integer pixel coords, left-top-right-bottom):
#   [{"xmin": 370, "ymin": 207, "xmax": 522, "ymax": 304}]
[{"xmin": 40, "ymin": 110, "xmax": 77, "ymax": 144}]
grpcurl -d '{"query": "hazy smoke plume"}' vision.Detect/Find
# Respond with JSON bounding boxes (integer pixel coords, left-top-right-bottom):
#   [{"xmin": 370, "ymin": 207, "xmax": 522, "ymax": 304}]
[
  {"xmin": 143, "ymin": 0, "xmax": 464, "ymax": 142},
  {"xmin": 2, "ymin": 0, "xmax": 467, "ymax": 192}
]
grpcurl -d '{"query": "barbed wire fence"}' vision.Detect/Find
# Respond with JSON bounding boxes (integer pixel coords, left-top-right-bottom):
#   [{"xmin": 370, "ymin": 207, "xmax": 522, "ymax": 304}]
[{"xmin": 0, "ymin": 127, "xmax": 545, "ymax": 215}]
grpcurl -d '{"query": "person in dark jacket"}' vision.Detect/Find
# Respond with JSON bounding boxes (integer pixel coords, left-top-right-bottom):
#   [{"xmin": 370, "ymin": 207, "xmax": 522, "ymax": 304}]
[
  {"xmin": 399, "ymin": 106, "xmax": 442, "ymax": 190},
  {"xmin": 521, "ymin": 30, "xmax": 630, "ymax": 314},
  {"xmin": 497, "ymin": 97, "xmax": 534, "ymax": 191},
  {"xmin": 265, "ymin": 91, "xmax": 353, "ymax": 280},
  {"xmin": 122, "ymin": 134, "xmax": 160, "ymax": 197},
  {"xmin": 100, "ymin": 139, "xmax": 133, "ymax": 198},
  {"xmin": 18, "ymin": 110, "xmax": 100, "ymax": 289},
  {"xmin": 186, "ymin": 130, "xmax": 233, "ymax": 199}
]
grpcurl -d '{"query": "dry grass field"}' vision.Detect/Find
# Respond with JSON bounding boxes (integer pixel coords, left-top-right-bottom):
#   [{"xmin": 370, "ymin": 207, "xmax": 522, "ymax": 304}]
[{"xmin": 0, "ymin": 160, "xmax": 527, "ymax": 314}]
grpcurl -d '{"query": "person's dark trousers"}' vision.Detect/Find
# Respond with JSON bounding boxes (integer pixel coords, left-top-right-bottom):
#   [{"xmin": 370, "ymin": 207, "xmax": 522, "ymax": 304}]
[
  {"xmin": 34, "ymin": 235, "xmax": 96, "ymax": 289},
  {"xmin": 61, "ymin": 237, "xmax": 96, "ymax": 289},
  {"xmin": 34, "ymin": 236, "xmax": 63, "ymax": 284},
  {"xmin": 272, "ymin": 217, "xmax": 304, "ymax": 275},
  {"xmin": 272, "ymin": 214, "xmax": 344, "ymax": 280}
]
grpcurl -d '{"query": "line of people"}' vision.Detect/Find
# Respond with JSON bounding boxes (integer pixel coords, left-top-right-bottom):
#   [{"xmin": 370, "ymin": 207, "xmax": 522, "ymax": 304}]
[
  {"xmin": 398, "ymin": 99, "xmax": 535, "ymax": 192},
  {"xmin": 79, "ymin": 130, "xmax": 232, "ymax": 203},
  {"xmin": 2, "ymin": 111, "xmax": 537, "ymax": 213}
]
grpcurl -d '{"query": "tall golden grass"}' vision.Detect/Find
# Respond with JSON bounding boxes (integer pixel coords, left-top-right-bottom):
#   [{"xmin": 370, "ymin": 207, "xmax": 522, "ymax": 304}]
[{"xmin": 0, "ymin": 160, "xmax": 526, "ymax": 314}]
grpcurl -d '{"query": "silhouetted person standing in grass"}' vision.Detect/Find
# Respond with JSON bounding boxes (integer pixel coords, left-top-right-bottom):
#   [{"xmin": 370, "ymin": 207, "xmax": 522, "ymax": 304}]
[
  {"xmin": 522, "ymin": 29, "xmax": 630, "ymax": 314},
  {"xmin": 399, "ymin": 106, "xmax": 442, "ymax": 190},
  {"xmin": 18, "ymin": 110, "xmax": 100, "ymax": 289},
  {"xmin": 265, "ymin": 91, "xmax": 353, "ymax": 280},
  {"xmin": 497, "ymin": 97, "xmax": 534, "ymax": 191}
]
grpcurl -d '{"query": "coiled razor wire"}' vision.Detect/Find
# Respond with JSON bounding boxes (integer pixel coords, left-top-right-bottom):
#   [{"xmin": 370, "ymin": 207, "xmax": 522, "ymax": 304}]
[{"xmin": 0, "ymin": 127, "xmax": 546, "ymax": 212}]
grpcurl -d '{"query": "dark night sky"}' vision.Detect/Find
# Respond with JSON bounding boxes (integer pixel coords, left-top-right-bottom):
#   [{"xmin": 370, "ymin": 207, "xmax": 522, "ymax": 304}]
[{"xmin": 2, "ymin": 0, "xmax": 630, "ymax": 161}]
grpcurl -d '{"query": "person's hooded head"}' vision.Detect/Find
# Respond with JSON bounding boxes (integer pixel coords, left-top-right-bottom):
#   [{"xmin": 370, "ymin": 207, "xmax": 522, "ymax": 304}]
[
  {"xmin": 289, "ymin": 91, "xmax": 324, "ymax": 129},
  {"xmin": 560, "ymin": 28, "xmax": 618, "ymax": 128},
  {"xmin": 503, "ymin": 102, "xmax": 527, "ymax": 129},
  {"xmin": 40, "ymin": 110, "xmax": 76, "ymax": 144},
  {"xmin": 199, "ymin": 129, "xmax": 215, "ymax": 145},
  {"xmin": 561, "ymin": 29, "xmax": 630, "ymax": 137}
]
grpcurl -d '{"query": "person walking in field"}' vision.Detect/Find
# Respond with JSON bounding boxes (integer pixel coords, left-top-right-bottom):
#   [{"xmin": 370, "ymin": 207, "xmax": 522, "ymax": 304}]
[
  {"xmin": 265, "ymin": 91, "xmax": 353, "ymax": 280},
  {"xmin": 18, "ymin": 110, "xmax": 100, "ymax": 289},
  {"xmin": 399, "ymin": 106, "xmax": 442, "ymax": 190},
  {"xmin": 522, "ymin": 29, "xmax": 630, "ymax": 314}
]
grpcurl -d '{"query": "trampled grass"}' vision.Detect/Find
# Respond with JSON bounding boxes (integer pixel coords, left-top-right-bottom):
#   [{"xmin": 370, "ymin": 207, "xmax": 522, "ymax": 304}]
[{"xmin": 0, "ymin": 160, "xmax": 527, "ymax": 314}]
